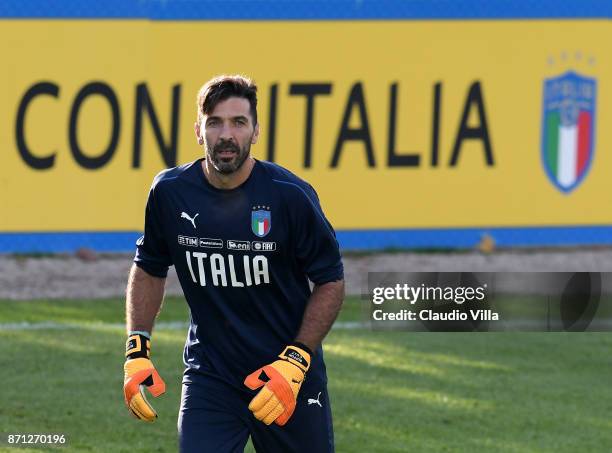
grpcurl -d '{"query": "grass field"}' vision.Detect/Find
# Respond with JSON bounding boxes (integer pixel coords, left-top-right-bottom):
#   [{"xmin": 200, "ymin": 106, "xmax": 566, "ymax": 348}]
[{"xmin": 1, "ymin": 297, "xmax": 612, "ymax": 452}]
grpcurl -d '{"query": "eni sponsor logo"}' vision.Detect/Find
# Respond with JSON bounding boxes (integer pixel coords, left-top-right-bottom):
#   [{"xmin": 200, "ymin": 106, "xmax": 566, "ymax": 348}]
[{"xmin": 227, "ymin": 240, "xmax": 251, "ymax": 251}]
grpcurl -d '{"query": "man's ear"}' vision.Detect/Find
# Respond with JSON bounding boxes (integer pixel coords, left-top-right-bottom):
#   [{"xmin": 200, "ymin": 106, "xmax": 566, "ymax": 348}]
[
  {"xmin": 194, "ymin": 121, "xmax": 203, "ymax": 145},
  {"xmin": 251, "ymin": 123, "xmax": 260, "ymax": 144}
]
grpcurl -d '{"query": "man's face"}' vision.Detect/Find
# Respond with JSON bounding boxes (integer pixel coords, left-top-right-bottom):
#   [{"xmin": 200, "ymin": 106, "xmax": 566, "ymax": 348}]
[{"xmin": 196, "ymin": 97, "xmax": 259, "ymax": 174}]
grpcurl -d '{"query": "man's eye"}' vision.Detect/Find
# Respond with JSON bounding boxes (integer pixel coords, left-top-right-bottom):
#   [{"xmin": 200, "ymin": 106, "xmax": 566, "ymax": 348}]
[
  {"xmin": 207, "ymin": 120, "xmax": 219, "ymax": 127},
  {"xmin": 235, "ymin": 120, "xmax": 245, "ymax": 126}
]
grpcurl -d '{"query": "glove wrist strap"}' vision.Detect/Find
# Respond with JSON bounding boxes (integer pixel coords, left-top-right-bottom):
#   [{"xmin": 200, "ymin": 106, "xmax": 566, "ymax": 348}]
[
  {"xmin": 291, "ymin": 341, "xmax": 313, "ymax": 357},
  {"xmin": 126, "ymin": 333, "xmax": 151, "ymax": 359},
  {"xmin": 279, "ymin": 344, "xmax": 310, "ymax": 373}
]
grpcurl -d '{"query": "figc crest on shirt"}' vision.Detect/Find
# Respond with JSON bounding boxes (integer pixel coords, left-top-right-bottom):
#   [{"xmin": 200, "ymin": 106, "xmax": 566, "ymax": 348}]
[{"xmin": 251, "ymin": 206, "xmax": 271, "ymax": 237}]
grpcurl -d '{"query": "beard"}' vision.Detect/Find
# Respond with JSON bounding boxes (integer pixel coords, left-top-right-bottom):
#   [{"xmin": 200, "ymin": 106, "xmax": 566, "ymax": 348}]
[{"xmin": 205, "ymin": 138, "xmax": 251, "ymax": 174}]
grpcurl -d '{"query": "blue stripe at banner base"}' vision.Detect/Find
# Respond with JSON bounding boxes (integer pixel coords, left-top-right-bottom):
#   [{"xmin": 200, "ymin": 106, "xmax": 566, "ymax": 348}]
[
  {"xmin": 1, "ymin": 227, "xmax": 612, "ymax": 253},
  {"xmin": 0, "ymin": 0, "xmax": 611, "ymax": 20}
]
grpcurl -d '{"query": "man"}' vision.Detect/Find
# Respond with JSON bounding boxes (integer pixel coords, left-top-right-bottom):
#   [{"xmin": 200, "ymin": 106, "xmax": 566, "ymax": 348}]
[{"xmin": 123, "ymin": 74, "xmax": 345, "ymax": 453}]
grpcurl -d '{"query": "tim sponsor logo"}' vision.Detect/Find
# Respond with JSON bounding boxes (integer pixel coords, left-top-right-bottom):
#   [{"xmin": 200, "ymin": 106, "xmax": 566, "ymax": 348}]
[
  {"xmin": 200, "ymin": 238, "xmax": 223, "ymax": 249},
  {"xmin": 252, "ymin": 241, "xmax": 276, "ymax": 252},
  {"xmin": 178, "ymin": 235, "xmax": 198, "ymax": 247},
  {"xmin": 227, "ymin": 240, "xmax": 251, "ymax": 251}
]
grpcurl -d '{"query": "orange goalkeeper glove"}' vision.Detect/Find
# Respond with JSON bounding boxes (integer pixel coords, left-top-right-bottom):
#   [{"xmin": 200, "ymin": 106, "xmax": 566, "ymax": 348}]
[
  {"xmin": 123, "ymin": 333, "xmax": 166, "ymax": 422},
  {"xmin": 244, "ymin": 344, "xmax": 311, "ymax": 426}
]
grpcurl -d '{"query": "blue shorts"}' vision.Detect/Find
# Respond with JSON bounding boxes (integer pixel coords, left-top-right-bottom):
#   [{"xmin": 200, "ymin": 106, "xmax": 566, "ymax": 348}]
[{"xmin": 178, "ymin": 370, "xmax": 334, "ymax": 453}]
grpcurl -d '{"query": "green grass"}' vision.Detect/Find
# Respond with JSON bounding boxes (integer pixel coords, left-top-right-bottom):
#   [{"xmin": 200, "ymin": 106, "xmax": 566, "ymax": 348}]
[
  {"xmin": 1, "ymin": 298, "xmax": 612, "ymax": 452},
  {"xmin": 0, "ymin": 296, "xmax": 190, "ymax": 325}
]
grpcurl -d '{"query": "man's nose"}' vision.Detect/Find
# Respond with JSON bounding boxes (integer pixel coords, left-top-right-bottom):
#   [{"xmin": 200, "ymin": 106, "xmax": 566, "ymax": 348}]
[{"xmin": 219, "ymin": 122, "xmax": 233, "ymax": 140}]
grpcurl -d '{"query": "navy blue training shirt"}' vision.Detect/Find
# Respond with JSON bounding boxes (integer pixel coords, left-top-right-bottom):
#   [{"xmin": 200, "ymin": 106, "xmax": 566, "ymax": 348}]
[{"xmin": 134, "ymin": 159, "xmax": 344, "ymax": 390}]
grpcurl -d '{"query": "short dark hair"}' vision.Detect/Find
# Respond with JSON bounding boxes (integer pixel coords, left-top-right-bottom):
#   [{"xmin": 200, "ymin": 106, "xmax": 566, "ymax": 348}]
[{"xmin": 197, "ymin": 74, "xmax": 258, "ymax": 126}]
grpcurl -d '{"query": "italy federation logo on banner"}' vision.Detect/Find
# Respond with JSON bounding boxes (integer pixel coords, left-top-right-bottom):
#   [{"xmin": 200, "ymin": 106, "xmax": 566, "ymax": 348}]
[
  {"xmin": 251, "ymin": 206, "xmax": 271, "ymax": 237},
  {"xmin": 541, "ymin": 70, "xmax": 597, "ymax": 193}
]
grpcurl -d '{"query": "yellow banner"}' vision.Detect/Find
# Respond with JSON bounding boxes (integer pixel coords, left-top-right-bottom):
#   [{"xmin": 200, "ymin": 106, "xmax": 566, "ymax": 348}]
[{"xmin": 1, "ymin": 20, "xmax": 610, "ymax": 232}]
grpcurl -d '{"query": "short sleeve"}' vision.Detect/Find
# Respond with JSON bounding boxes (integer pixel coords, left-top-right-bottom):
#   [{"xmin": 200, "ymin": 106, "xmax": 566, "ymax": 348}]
[
  {"xmin": 291, "ymin": 184, "xmax": 344, "ymax": 285},
  {"xmin": 133, "ymin": 181, "xmax": 173, "ymax": 278}
]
